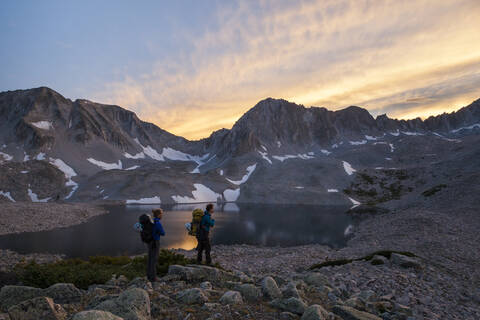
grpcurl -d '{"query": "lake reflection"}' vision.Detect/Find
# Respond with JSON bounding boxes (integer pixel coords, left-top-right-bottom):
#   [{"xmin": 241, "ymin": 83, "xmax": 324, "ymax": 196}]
[{"xmin": 0, "ymin": 203, "xmax": 353, "ymax": 258}]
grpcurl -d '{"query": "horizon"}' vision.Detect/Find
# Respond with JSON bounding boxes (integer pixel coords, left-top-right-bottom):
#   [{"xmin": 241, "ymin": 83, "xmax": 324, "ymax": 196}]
[{"xmin": 1, "ymin": 1, "xmax": 480, "ymax": 139}]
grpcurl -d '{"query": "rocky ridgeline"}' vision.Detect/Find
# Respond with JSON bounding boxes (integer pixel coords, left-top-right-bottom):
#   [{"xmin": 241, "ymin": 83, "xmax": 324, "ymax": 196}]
[{"xmin": 0, "ymin": 253, "xmax": 433, "ymax": 320}]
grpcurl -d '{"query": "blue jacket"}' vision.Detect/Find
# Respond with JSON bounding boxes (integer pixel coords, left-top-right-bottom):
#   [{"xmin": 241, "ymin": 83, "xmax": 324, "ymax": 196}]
[
  {"xmin": 153, "ymin": 217, "xmax": 165, "ymax": 241},
  {"xmin": 200, "ymin": 211, "xmax": 215, "ymax": 232}
]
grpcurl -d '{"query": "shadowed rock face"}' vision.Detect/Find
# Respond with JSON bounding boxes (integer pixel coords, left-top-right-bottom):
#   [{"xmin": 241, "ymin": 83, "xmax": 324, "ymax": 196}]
[{"xmin": 0, "ymin": 87, "xmax": 479, "ymax": 206}]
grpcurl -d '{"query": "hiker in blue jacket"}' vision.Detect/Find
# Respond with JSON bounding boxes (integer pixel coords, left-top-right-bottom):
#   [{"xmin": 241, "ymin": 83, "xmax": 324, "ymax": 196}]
[
  {"xmin": 197, "ymin": 203, "xmax": 215, "ymax": 265},
  {"xmin": 147, "ymin": 208, "xmax": 165, "ymax": 282}
]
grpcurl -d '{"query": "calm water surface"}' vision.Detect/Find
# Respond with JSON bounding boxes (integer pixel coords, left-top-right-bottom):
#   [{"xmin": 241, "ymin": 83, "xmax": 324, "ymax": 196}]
[{"xmin": 0, "ymin": 203, "xmax": 353, "ymax": 258}]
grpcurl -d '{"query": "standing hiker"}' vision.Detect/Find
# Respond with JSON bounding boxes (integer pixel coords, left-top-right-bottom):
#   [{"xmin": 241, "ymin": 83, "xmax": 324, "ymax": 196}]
[
  {"xmin": 138, "ymin": 208, "xmax": 165, "ymax": 282},
  {"xmin": 197, "ymin": 203, "xmax": 215, "ymax": 265}
]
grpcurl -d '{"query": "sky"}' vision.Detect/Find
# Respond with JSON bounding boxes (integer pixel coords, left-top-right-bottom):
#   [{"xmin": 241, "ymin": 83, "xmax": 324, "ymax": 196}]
[{"xmin": 1, "ymin": 0, "xmax": 480, "ymax": 140}]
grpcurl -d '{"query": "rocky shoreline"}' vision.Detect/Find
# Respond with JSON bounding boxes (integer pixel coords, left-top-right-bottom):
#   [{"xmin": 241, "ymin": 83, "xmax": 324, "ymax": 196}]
[
  {"xmin": 0, "ymin": 204, "xmax": 478, "ymax": 319},
  {"xmin": 0, "ymin": 202, "xmax": 107, "ymax": 235}
]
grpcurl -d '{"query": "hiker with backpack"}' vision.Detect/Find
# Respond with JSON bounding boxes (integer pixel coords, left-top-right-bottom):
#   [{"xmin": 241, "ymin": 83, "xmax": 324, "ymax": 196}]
[
  {"xmin": 137, "ymin": 208, "xmax": 165, "ymax": 282},
  {"xmin": 197, "ymin": 203, "xmax": 215, "ymax": 265}
]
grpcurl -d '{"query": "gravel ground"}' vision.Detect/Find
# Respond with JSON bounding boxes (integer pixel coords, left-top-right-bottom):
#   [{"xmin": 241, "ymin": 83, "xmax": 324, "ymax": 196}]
[{"xmin": 0, "ymin": 202, "xmax": 107, "ymax": 235}]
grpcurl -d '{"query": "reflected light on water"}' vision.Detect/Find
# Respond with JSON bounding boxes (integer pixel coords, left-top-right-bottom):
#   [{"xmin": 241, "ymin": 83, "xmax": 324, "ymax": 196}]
[{"xmin": 167, "ymin": 236, "xmax": 198, "ymax": 251}]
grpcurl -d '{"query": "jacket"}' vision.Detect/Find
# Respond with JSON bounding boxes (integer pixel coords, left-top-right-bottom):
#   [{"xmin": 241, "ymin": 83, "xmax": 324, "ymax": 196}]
[{"xmin": 153, "ymin": 217, "xmax": 165, "ymax": 241}]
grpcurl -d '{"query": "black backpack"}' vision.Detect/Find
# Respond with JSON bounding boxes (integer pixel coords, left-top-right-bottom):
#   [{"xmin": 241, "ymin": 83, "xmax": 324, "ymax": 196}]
[{"xmin": 139, "ymin": 214, "xmax": 154, "ymax": 243}]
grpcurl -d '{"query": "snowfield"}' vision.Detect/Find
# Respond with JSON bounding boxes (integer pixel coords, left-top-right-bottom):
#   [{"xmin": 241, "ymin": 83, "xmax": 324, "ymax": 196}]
[
  {"xmin": 35, "ymin": 153, "xmax": 46, "ymax": 160},
  {"xmin": 258, "ymin": 150, "xmax": 272, "ymax": 164},
  {"xmin": 0, "ymin": 152, "xmax": 12, "ymax": 161},
  {"xmin": 272, "ymin": 154, "xmax": 314, "ymax": 162},
  {"xmin": 49, "ymin": 158, "xmax": 78, "ymax": 199},
  {"xmin": 348, "ymin": 196, "xmax": 361, "ymax": 208},
  {"xmin": 349, "ymin": 140, "xmax": 367, "ymax": 145},
  {"xmin": 28, "ymin": 189, "xmax": 51, "ymax": 202},
  {"xmin": 124, "ymin": 152, "xmax": 145, "ymax": 159},
  {"xmin": 31, "ymin": 121, "xmax": 53, "ymax": 130},
  {"xmin": 172, "ymin": 184, "xmax": 221, "ymax": 203},
  {"xmin": 0, "ymin": 191, "xmax": 15, "ymax": 202},
  {"xmin": 320, "ymin": 149, "xmax": 331, "ymax": 155},
  {"xmin": 342, "ymin": 161, "xmax": 356, "ymax": 175},
  {"xmin": 226, "ymin": 164, "xmax": 257, "ymax": 185},
  {"xmin": 126, "ymin": 196, "xmax": 161, "ymax": 204},
  {"xmin": 450, "ymin": 123, "xmax": 480, "ymax": 133},
  {"xmin": 223, "ymin": 188, "xmax": 241, "ymax": 202},
  {"xmin": 125, "ymin": 165, "xmax": 140, "ymax": 170},
  {"xmin": 87, "ymin": 158, "xmax": 123, "ymax": 170}
]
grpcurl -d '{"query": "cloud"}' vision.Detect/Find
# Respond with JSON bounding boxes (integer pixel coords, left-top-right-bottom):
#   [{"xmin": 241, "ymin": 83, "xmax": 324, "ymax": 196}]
[{"xmin": 92, "ymin": 0, "xmax": 480, "ymax": 139}]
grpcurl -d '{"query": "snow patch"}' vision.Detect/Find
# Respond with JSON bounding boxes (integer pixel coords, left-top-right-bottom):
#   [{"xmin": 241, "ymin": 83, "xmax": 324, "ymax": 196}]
[
  {"xmin": 49, "ymin": 158, "xmax": 78, "ymax": 199},
  {"xmin": 327, "ymin": 189, "xmax": 339, "ymax": 192},
  {"xmin": 0, "ymin": 191, "xmax": 15, "ymax": 202},
  {"xmin": 320, "ymin": 149, "xmax": 331, "ymax": 155},
  {"xmin": 23, "ymin": 153, "xmax": 30, "ymax": 161},
  {"xmin": 272, "ymin": 154, "xmax": 314, "ymax": 162},
  {"xmin": 219, "ymin": 170, "xmax": 224, "ymax": 176},
  {"xmin": 342, "ymin": 161, "xmax": 356, "ymax": 175},
  {"xmin": 223, "ymin": 188, "xmax": 240, "ymax": 202},
  {"xmin": 31, "ymin": 121, "xmax": 53, "ymax": 130},
  {"xmin": 277, "ymin": 141, "xmax": 282, "ymax": 148},
  {"xmin": 451, "ymin": 123, "xmax": 480, "ymax": 133},
  {"xmin": 344, "ymin": 224, "xmax": 354, "ymax": 236},
  {"xmin": 348, "ymin": 196, "xmax": 361, "ymax": 208},
  {"xmin": 133, "ymin": 138, "xmax": 164, "ymax": 161},
  {"xmin": 125, "ymin": 165, "xmax": 140, "ymax": 170},
  {"xmin": 226, "ymin": 164, "xmax": 257, "ymax": 185},
  {"xmin": 87, "ymin": 158, "xmax": 123, "ymax": 170},
  {"xmin": 258, "ymin": 151, "xmax": 272, "ymax": 164},
  {"xmin": 21, "ymin": 170, "xmax": 29, "ymax": 174},
  {"xmin": 365, "ymin": 135, "xmax": 379, "ymax": 141},
  {"xmin": 331, "ymin": 143, "xmax": 339, "ymax": 149},
  {"xmin": 126, "ymin": 196, "xmax": 161, "ymax": 204},
  {"xmin": 349, "ymin": 140, "xmax": 367, "ymax": 145},
  {"xmin": 124, "ymin": 152, "xmax": 145, "ymax": 159},
  {"xmin": 35, "ymin": 153, "xmax": 46, "ymax": 160},
  {"xmin": 385, "ymin": 157, "xmax": 392, "ymax": 161},
  {"xmin": 401, "ymin": 131, "xmax": 424, "ymax": 136},
  {"xmin": 28, "ymin": 189, "xmax": 50, "ymax": 202},
  {"xmin": 261, "ymin": 145, "xmax": 268, "ymax": 151},
  {"xmin": 389, "ymin": 130, "xmax": 400, "ymax": 136},
  {"xmin": 294, "ymin": 186, "xmax": 304, "ymax": 189},
  {"xmin": 0, "ymin": 152, "xmax": 12, "ymax": 161},
  {"xmin": 172, "ymin": 184, "xmax": 221, "ymax": 203}
]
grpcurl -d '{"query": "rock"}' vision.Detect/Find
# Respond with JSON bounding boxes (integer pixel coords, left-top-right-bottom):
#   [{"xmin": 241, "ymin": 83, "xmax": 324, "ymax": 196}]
[
  {"xmin": 301, "ymin": 304, "xmax": 329, "ymax": 320},
  {"xmin": 279, "ymin": 311, "xmax": 298, "ymax": 320},
  {"xmin": 356, "ymin": 290, "xmax": 377, "ymax": 303},
  {"xmin": 202, "ymin": 303, "xmax": 222, "ymax": 312},
  {"xmin": 200, "ymin": 281, "xmax": 213, "ymax": 290},
  {"xmin": 370, "ymin": 255, "xmax": 388, "ymax": 265},
  {"xmin": 0, "ymin": 314, "xmax": 10, "ymax": 320},
  {"xmin": 390, "ymin": 254, "xmax": 421, "ymax": 269},
  {"xmin": 233, "ymin": 270, "xmax": 254, "ymax": 283},
  {"xmin": 219, "ymin": 291, "xmax": 243, "ymax": 305},
  {"xmin": 106, "ymin": 275, "xmax": 129, "ymax": 288},
  {"xmin": 234, "ymin": 283, "xmax": 262, "ymax": 302},
  {"xmin": 0, "ymin": 286, "xmax": 43, "ymax": 312},
  {"xmin": 372, "ymin": 301, "xmax": 393, "ymax": 313},
  {"xmin": 270, "ymin": 297, "xmax": 307, "ymax": 315},
  {"xmin": 261, "ymin": 276, "xmax": 282, "ymax": 300},
  {"xmin": 94, "ymin": 288, "xmax": 150, "ymax": 320},
  {"xmin": 304, "ymin": 273, "xmax": 329, "ymax": 288},
  {"xmin": 8, "ymin": 297, "xmax": 67, "ymax": 320},
  {"xmin": 72, "ymin": 310, "xmax": 123, "ymax": 320},
  {"xmin": 167, "ymin": 265, "xmax": 238, "ymax": 284},
  {"xmin": 332, "ymin": 305, "xmax": 382, "ymax": 320},
  {"xmin": 175, "ymin": 288, "xmax": 208, "ymax": 305},
  {"xmin": 127, "ymin": 277, "xmax": 153, "ymax": 293},
  {"xmin": 283, "ymin": 282, "xmax": 301, "ymax": 299},
  {"xmin": 345, "ymin": 297, "xmax": 366, "ymax": 311},
  {"xmin": 43, "ymin": 283, "xmax": 83, "ymax": 304},
  {"xmin": 394, "ymin": 303, "xmax": 413, "ymax": 316},
  {"xmin": 150, "ymin": 293, "xmax": 177, "ymax": 318}
]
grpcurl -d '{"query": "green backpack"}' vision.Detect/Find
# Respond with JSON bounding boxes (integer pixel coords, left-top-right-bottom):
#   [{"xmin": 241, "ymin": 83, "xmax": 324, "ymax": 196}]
[{"xmin": 189, "ymin": 209, "xmax": 204, "ymax": 237}]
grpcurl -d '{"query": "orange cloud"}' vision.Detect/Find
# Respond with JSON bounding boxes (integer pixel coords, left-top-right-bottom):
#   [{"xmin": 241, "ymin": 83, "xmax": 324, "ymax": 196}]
[{"xmin": 92, "ymin": 0, "xmax": 480, "ymax": 140}]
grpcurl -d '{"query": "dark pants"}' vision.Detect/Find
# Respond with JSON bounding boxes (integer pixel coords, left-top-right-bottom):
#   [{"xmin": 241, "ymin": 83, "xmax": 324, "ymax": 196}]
[
  {"xmin": 197, "ymin": 238, "xmax": 211, "ymax": 264},
  {"xmin": 147, "ymin": 240, "xmax": 160, "ymax": 281}
]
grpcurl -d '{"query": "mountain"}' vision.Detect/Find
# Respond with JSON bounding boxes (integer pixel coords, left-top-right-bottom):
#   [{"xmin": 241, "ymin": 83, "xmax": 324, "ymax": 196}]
[{"xmin": 0, "ymin": 87, "xmax": 479, "ymax": 208}]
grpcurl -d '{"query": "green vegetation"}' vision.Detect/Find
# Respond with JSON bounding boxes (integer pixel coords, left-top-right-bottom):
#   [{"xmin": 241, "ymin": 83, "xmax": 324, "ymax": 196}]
[
  {"xmin": 309, "ymin": 250, "xmax": 417, "ymax": 270},
  {"xmin": 14, "ymin": 250, "xmax": 195, "ymax": 289},
  {"xmin": 422, "ymin": 184, "xmax": 447, "ymax": 197}
]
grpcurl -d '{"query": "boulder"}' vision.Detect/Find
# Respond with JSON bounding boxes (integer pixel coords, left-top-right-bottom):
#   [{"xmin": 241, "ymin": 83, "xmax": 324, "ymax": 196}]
[
  {"xmin": 168, "ymin": 265, "xmax": 238, "ymax": 284},
  {"xmin": 304, "ymin": 273, "xmax": 329, "ymax": 288},
  {"xmin": 0, "ymin": 286, "xmax": 43, "ymax": 311},
  {"xmin": 200, "ymin": 281, "xmax": 213, "ymax": 290},
  {"xmin": 261, "ymin": 276, "xmax": 282, "ymax": 300},
  {"xmin": 8, "ymin": 297, "xmax": 67, "ymax": 320},
  {"xmin": 150, "ymin": 293, "xmax": 177, "ymax": 318},
  {"xmin": 345, "ymin": 297, "xmax": 366, "ymax": 311},
  {"xmin": 175, "ymin": 288, "xmax": 208, "ymax": 305},
  {"xmin": 106, "ymin": 275, "xmax": 129, "ymax": 288},
  {"xmin": 94, "ymin": 288, "xmax": 150, "ymax": 320},
  {"xmin": 282, "ymin": 282, "xmax": 301, "ymax": 299},
  {"xmin": 43, "ymin": 283, "xmax": 83, "ymax": 304},
  {"xmin": 72, "ymin": 310, "xmax": 123, "ymax": 320},
  {"xmin": 88, "ymin": 285, "xmax": 122, "ymax": 295},
  {"xmin": 279, "ymin": 312, "xmax": 298, "ymax": 320},
  {"xmin": 370, "ymin": 255, "xmax": 388, "ymax": 265},
  {"xmin": 270, "ymin": 297, "xmax": 307, "ymax": 315},
  {"xmin": 301, "ymin": 304, "xmax": 329, "ymax": 320},
  {"xmin": 219, "ymin": 291, "xmax": 243, "ymax": 305},
  {"xmin": 332, "ymin": 305, "xmax": 382, "ymax": 320},
  {"xmin": 390, "ymin": 254, "xmax": 421, "ymax": 269},
  {"xmin": 127, "ymin": 278, "xmax": 153, "ymax": 293},
  {"xmin": 234, "ymin": 283, "xmax": 261, "ymax": 302}
]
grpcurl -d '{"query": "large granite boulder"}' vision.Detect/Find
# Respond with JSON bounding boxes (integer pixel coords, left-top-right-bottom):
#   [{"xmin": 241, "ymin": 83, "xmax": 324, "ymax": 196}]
[
  {"xmin": 270, "ymin": 297, "xmax": 307, "ymax": 315},
  {"xmin": 261, "ymin": 276, "xmax": 282, "ymax": 300},
  {"xmin": 301, "ymin": 304, "xmax": 329, "ymax": 320},
  {"xmin": 8, "ymin": 297, "xmax": 67, "ymax": 320},
  {"xmin": 219, "ymin": 291, "xmax": 243, "ymax": 305},
  {"xmin": 175, "ymin": 288, "xmax": 208, "ymax": 305},
  {"xmin": 93, "ymin": 288, "xmax": 150, "ymax": 320},
  {"xmin": 234, "ymin": 283, "xmax": 262, "ymax": 302},
  {"xmin": 0, "ymin": 286, "xmax": 43, "ymax": 311},
  {"xmin": 43, "ymin": 283, "xmax": 83, "ymax": 304}
]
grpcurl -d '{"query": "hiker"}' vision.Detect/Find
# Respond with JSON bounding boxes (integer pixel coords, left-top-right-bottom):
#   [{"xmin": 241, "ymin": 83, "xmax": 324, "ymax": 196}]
[
  {"xmin": 142, "ymin": 208, "xmax": 165, "ymax": 282},
  {"xmin": 197, "ymin": 203, "xmax": 215, "ymax": 265}
]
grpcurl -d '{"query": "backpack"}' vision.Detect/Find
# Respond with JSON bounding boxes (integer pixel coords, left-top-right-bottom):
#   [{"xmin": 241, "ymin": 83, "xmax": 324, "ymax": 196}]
[
  {"xmin": 139, "ymin": 214, "xmax": 154, "ymax": 243},
  {"xmin": 188, "ymin": 209, "xmax": 204, "ymax": 237}
]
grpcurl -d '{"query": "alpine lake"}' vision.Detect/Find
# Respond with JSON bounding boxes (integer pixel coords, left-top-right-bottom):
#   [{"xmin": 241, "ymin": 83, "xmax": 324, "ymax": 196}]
[{"xmin": 0, "ymin": 203, "xmax": 354, "ymax": 258}]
